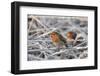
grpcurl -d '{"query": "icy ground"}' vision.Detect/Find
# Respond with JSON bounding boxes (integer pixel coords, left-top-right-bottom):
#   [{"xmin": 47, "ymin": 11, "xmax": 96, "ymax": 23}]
[{"xmin": 27, "ymin": 15, "xmax": 88, "ymax": 61}]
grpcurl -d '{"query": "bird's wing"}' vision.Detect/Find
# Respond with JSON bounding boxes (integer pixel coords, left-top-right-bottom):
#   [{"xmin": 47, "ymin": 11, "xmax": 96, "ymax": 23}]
[{"xmin": 57, "ymin": 33, "xmax": 68, "ymax": 47}]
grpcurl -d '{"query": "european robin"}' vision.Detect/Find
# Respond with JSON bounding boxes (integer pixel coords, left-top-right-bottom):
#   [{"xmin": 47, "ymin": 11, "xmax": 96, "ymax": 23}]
[
  {"xmin": 50, "ymin": 32, "xmax": 67, "ymax": 48},
  {"xmin": 66, "ymin": 31, "xmax": 77, "ymax": 47}
]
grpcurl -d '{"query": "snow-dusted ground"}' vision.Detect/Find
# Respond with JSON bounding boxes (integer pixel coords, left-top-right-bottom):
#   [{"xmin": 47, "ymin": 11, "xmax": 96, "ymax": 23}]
[{"xmin": 27, "ymin": 15, "xmax": 88, "ymax": 61}]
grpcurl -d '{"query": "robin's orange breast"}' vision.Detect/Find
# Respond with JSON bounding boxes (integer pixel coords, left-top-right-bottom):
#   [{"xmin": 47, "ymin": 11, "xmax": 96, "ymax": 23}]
[
  {"xmin": 67, "ymin": 32, "xmax": 74, "ymax": 39},
  {"xmin": 50, "ymin": 32, "xmax": 60, "ymax": 43},
  {"xmin": 50, "ymin": 34, "xmax": 60, "ymax": 43}
]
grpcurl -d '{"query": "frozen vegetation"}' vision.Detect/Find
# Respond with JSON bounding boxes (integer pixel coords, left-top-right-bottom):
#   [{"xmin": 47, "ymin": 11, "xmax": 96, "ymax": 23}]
[{"xmin": 27, "ymin": 15, "xmax": 88, "ymax": 61}]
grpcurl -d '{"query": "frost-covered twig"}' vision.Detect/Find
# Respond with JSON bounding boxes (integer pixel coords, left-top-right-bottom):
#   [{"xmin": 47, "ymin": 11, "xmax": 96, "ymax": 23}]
[
  {"xmin": 31, "ymin": 16, "xmax": 49, "ymax": 30},
  {"xmin": 49, "ymin": 49, "xmax": 68, "ymax": 56},
  {"xmin": 73, "ymin": 46, "xmax": 87, "ymax": 49},
  {"xmin": 74, "ymin": 40, "xmax": 87, "ymax": 47},
  {"xmin": 28, "ymin": 54, "xmax": 44, "ymax": 60},
  {"xmin": 35, "ymin": 28, "xmax": 57, "ymax": 38},
  {"xmin": 29, "ymin": 29, "xmax": 46, "ymax": 33},
  {"xmin": 73, "ymin": 34, "xmax": 81, "ymax": 45}
]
